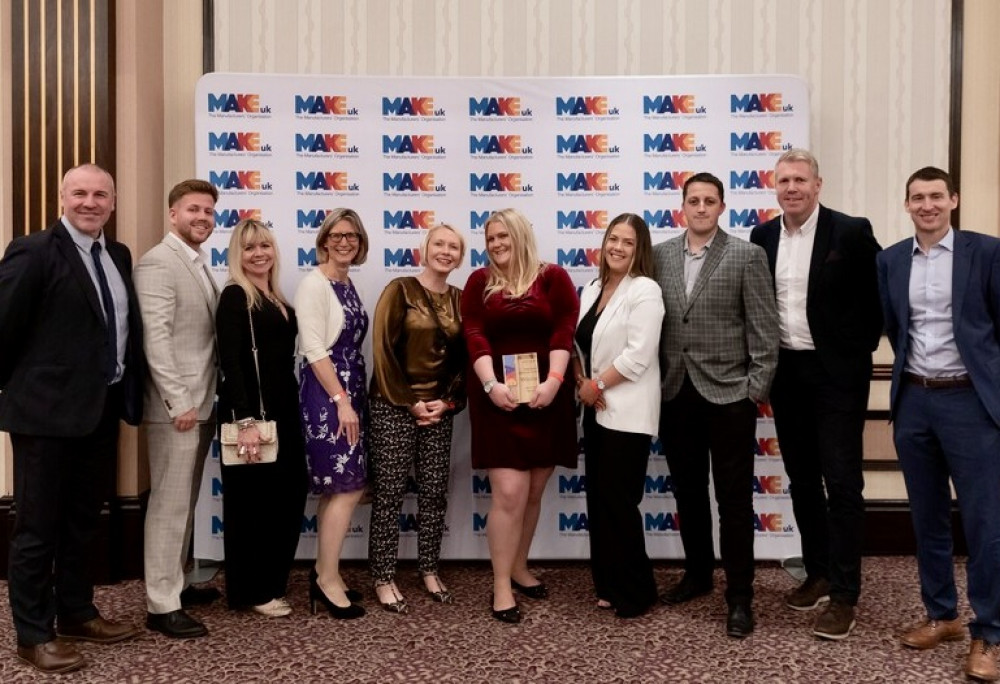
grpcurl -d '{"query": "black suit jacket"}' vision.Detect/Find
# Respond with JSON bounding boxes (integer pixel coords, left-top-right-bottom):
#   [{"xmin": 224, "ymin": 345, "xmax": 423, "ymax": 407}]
[
  {"xmin": 750, "ymin": 205, "xmax": 883, "ymax": 386},
  {"xmin": 0, "ymin": 220, "xmax": 144, "ymax": 436}
]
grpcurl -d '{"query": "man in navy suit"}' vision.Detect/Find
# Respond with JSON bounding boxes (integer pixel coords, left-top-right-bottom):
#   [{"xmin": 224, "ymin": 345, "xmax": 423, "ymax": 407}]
[
  {"xmin": 750, "ymin": 149, "xmax": 882, "ymax": 640},
  {"xmin": 0, "ymin": 165, "xmax": 145, "ymax": 673},
  {"xmin": 878, "ymin": 166, "xmax": 1000, "ymax": 682}
]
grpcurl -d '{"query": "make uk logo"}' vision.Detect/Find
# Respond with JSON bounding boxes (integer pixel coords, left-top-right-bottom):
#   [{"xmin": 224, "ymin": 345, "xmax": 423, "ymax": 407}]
[
  {"xmin": 643, "ymin": 208, "xmax": 688, "ymax": 232},
  {"xmin": 294, "ymin": 133, "xmax": 359, "ymax": 158},
  {"xmin": 468, "ymin": 135, "xmax": 533, "ymax": 159},
  {"xmin": 555, "ymin": 134, "xmax": 620, "ymax": 158},
  {"xmin": 295, "ymin": 171, "xmax": 359, "ymax": 195},
  {"xmin": 383, "ymin": 134, "xmax": 445, "ymax": 159},
  {"xmin": 296, "ymin": 209, "xmax": 338, "ymax": 232},
  {"xmin": 729, "ymin": 207, "xmax": 781, "ymax": 228},
  {"xmin": 206, "ymin": 92, "xmax": 271, "ymax": 118},
  {"xmin": 383, "ymin": 210, "xmax": 436, "ymax": 232},
  {"xmin": 383, "ymin": 172, "xmax": 446, "ymax": 196},
  {"xmin": 293, "ymin": 94, "xmax": 359, "ymax": 119},
  {"xmin": 754, "ymin": 511, "xmax": 794, "ymax": 535},
  {"xmin": 214, "ymin": 207, "xmax": 262, "ymax": 230},
  {"xmin": 208, "ymin": 169, "xmax": 273, "ymax": 195},
  {"xmin": 643, "ymin": 170, "xmax": 696, "ymax": 195},
  {"xmin": 642, "ymin": 93, "xmax": 707, "ymax": 118},
  {"xmin": 555, "ymin": 172, "xmax": 620, "ymax": 196},
  {"xmin": 730, "ymin": 92, "xmax": 794, "ymax": 117},
  {"xmin": 469, "ymin": 173, "xmax": 533, "ymax": 197},
  {"xmin": 468, "ymin": 96, "xmax": 533, "ymax": 121},
  {"xmin": 753, "ymin": 474, "xmax": 789, "ymax": 498},
  {"xmin": 382, "ymin": 96, "xmax": 445, "ymax": 120},
  {"xmin": 730, "ymin": 131, "xmax": 791, "ymax": 155},
  {"xmin": 207, "ymin": 131, "xmax": 272, "ymax": 156},
  {"xmin": 556, "ymin": 247, "xmax": 602, "ymax": 269},
  {"xmin": 556, "ymin": 210, "xmax": 608, "ymax": 231},
  {"xmin": 642, "ymin": 132, "xmax": 705, "ymax": 157},
  {"xmin": 383, "ymin": 247, "xmax": 423, "ymax": 271},
  {"xmin": 730, "ymin": 169, "xmax": 776, "ymax": 193},
  {"xmin": 555, "ymin": 95, "xmax": 620, "ymax": 120}
]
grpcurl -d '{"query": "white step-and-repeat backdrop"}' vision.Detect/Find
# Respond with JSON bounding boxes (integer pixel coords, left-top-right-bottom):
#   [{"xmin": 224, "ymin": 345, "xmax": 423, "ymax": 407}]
[{"xmin": 193, "ymin": 73, "xmax": 808, "ymax": 561}]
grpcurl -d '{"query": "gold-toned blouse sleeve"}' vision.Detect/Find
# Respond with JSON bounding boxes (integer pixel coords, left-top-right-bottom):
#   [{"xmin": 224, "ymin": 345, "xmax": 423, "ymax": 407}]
[{"xmin": 370, "ymin": 278, "xmax": 419, "ymax": 406}]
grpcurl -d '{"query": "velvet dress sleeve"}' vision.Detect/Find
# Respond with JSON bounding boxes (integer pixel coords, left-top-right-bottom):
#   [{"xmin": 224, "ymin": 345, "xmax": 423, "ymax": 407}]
[
  {"xmin": 460, "ymin": 269, "xmax": 492, "ymax": 362},
  {"xmin": 543, "ymin": 265, "xmax": 581, "ymax": 351}
]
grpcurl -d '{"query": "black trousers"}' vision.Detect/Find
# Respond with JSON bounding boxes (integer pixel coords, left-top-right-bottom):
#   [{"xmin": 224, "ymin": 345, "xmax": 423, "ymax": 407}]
[
  {"xmin": 8, "ymin": 385, "xmax": 120, "ymax": 646},
  {"xmin": 769, "ymin": 349, "xmax": 868, "ymax": 605},
  {"xmin": 660, "ymin": 377, "xmax": 758, "ymax": 605},
  {"xmin": 220, "ymin": 412, "xmax": 308, "ymax": 608},
  {"xmin": 583, "ymin": 411, "xmax": 656, "ymax": 613}
]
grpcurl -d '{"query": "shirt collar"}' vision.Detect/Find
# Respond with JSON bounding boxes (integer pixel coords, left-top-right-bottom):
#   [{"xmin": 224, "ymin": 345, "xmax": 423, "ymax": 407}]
[
  {"xmin": 62, "ymin": 216, "xmax": 105, "ymax": 250},
  {"xmin": 780, "ymin": 204, "xmax": 820, "ymax": 237},
  {"xmin": 167, "ymin": 230, "xmax": 208, "ymax": 263},
  {"xmin": 684, "ymin": 230, "xmax": 717, "ymax": 256},
  {"xmin": 911, "ymin": 227, "xmax": 954, "ymax": 255}
]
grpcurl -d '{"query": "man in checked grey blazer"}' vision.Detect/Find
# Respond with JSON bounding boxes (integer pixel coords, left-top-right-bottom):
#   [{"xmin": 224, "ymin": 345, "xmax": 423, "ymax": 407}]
[
  {"xmin": 134, "ymin": 179, "xmax": 220, "ymax": 639},
  {"xmin": 653, "ymin": 172, "xmax": 779, "ymax": 639}
]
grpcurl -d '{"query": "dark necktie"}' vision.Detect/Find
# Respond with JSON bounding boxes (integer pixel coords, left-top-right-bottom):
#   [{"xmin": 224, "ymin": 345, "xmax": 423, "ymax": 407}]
[{"xmin": 90, "ymin": 241, "xmax": 118, "ymax": 381}]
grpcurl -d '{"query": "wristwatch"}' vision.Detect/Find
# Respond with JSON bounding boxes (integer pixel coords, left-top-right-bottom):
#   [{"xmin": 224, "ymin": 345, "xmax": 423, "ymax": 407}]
[
  {"xmin": 483, "ymin": 379, "xmax": 497, "ymax": 394},
  {"xmin": 595, "ymin": 378, "xmax": 606, "ymax": 391}
]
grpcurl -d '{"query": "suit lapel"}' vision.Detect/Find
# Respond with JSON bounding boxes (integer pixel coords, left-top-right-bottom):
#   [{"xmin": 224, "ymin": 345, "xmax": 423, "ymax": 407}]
[
  {"xmin": 759, "ymin": 221, "xmax": 780, "ymax": 279},
  {"xmin": 53, "ymin": 222, "xmax": 105, "ymax": 323},
  {"xmin": 665, "ymin": 238, "xmax": 688, "ymax": 314},
  {"xmin": 893, "ymin": 240, "xmax": 914, "ymax": 338},
  {"xmin": 164, "ymin": 236, "xmax": 217, "ymax": 311},
  {"xmin": 952, "ymin": 231, "xmax": 971, "ymax": 336},
  {"xmin": 685, "ymin": 229, "xmax": 727, "ymax": 315},
  {"xmin": 807, "ymin": 206, "xmax": 833, "ymax": 304},
  {"xmin": 592, "ymin": 276, "xmax": 631, "ymax": 346}
]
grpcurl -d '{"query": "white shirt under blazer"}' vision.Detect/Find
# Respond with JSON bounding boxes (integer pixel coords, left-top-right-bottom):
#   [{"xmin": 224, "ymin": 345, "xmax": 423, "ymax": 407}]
[{"xmin": 576, "ymin": 275, "xmax": 665, "ymax": 436}]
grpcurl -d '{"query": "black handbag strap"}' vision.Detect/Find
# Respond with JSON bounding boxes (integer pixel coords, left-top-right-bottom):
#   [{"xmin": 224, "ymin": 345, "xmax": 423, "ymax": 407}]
[{"xmin": 246, "ymin": 306, "xmax": 268, "ymax": 421}]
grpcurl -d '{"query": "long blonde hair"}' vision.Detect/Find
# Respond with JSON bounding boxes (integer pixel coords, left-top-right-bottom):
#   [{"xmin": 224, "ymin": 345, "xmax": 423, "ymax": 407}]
[
  {"xmin": 483, "ymin": 209, "xmax": 542, "ymax": 299},
  {"xmin": 227, "ymin": 219, "xmax": 287, "ymax": 310}
]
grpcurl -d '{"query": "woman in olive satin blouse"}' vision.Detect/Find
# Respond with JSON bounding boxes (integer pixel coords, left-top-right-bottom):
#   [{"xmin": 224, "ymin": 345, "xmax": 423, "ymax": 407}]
[{"xmin": 367, "ymin": 224, "xmax": 467, "ymax": 613}]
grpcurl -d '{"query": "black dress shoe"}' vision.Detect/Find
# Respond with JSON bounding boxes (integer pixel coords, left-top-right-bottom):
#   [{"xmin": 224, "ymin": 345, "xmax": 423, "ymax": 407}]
[
  {"xmin": 726, "ymin": 603, "xmax": 755, "ymax": 638},
  {"xmin": 511, "ymin": 579, "xmax": 548, "ymax": 599},
  {"xmin": 146, "ymin": 610, "xmax": 209, "ymax": 639},
  {"xmin": 180, "ymin": 585, "xmax": 221, "ymax": 608},
  {"xmin": 659, "ymin": 576, "xmax": 713, "ymax": 605},
  {"xmin": 492, "ymin": 604, "xmax": 522, "ymax": 624}
]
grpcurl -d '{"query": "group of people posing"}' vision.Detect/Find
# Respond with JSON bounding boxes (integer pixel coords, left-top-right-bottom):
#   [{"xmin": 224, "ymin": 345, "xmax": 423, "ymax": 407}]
[{"xmin": 1, "ymin": 149, "xmax": 998, "ymax": 682}]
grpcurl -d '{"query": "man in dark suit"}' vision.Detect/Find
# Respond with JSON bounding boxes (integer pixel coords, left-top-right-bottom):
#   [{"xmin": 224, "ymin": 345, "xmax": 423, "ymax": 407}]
[
  {"xmin": 878, "ymin": 166, "xmax": 1000, "ymax": 682},
  {"xmin": 0, "ymin": 165, "xmax": 145, "ymax": 673},
  {"xmin": 654, "ymin": 172, "xmax": 779, "ymax": 638},
  {"xmin": 749, "ymin": 149, "xmax": 882, "ymax": 641}
]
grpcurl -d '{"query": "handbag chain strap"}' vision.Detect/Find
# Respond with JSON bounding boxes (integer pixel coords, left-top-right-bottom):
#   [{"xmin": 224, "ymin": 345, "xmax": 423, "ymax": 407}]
[{"xmin": 247, "ymin": 305, "xmax": 268, "ymax": 421}]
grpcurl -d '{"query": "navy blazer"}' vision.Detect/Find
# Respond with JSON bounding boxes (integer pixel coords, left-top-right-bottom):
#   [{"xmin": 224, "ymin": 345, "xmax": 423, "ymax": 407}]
[
  {"xmin": 751, "ymin": 205, "xmax": 883, "ymax": 386},
  {"xmin": 877, "ymin": 229, "xmax": 1000, "ymax": 428},
  {"xmin": 0, "ymin": 221, "xmax": 145, "ymax": 436}
]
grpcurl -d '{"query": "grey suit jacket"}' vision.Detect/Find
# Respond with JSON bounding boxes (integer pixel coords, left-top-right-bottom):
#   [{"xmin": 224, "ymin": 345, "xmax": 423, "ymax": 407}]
[
  {"xmin": 653, "ymin": 228, "xmax": 779, "ymax": 404},
  {"xmin": 134, "ymin": 235, "xmax": 219, "ymax": 423}
]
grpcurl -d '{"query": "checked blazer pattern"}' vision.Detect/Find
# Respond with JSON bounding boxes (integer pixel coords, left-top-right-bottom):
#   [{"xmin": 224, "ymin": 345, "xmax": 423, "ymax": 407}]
[{"xmin": 653, "ymin": 229, "xmax": 779, "ymax": 405}]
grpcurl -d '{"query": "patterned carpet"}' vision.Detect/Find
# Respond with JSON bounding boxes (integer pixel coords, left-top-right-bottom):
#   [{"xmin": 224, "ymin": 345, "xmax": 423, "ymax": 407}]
[{"xmin": 0, "ymin": 557, "xmax": 978, "ymax": 683}]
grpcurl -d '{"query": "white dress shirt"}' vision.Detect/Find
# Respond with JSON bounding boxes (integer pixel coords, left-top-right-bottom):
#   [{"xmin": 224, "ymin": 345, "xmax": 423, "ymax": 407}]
[{"xmin": 775, "ymin": 205, "xmax": 819, "ymax": 349}]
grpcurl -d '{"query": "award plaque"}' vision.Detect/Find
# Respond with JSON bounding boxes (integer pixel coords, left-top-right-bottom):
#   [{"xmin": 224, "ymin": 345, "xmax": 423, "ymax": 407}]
[{"xmin": 502, "ymin": 352, "xmax": 539, "ymax": 403}]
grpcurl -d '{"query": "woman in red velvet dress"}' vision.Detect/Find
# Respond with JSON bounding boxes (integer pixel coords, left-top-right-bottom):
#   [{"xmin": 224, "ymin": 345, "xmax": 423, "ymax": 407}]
[{"xmin": 461, "ymin": 209, "xmax": 580, "ymax": 623}]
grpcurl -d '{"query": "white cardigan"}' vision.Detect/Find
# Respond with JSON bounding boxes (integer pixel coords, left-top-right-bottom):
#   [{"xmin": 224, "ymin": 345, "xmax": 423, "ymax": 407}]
[
  {"xmin": 577, "ymin": 275, "xmax": 664, "ymax": 436},
  {"xmin": 294, "ymin": 268, "xmax": 346, "ymax": 364}
]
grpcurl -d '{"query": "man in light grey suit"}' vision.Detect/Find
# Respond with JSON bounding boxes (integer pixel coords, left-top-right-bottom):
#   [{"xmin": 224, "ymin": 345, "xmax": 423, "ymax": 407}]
[
  {"xmin": 653, "ymin": 172, "xmax": 779, "ymax": 639},
  {"xmin": 134, "ymin": 179, "xmax": 219, "ymax": 639}
]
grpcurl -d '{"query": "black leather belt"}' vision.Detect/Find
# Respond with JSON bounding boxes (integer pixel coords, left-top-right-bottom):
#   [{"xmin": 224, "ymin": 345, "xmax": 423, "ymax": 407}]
[{"xmin": 903, "ymin": 372, "xmax": 972, "ymax": 389}]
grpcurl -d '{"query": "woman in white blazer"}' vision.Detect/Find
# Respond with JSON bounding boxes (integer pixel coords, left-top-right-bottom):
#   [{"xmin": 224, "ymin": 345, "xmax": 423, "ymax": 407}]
[{"xmin": 573, "ymin": 213, "xmax": 664, "ymax": 618}]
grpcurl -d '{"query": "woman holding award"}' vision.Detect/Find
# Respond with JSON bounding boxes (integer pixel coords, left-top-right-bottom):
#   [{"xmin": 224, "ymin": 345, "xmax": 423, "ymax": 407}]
[
  {"xmin": 367, "ymin": 224, "xmax": 467, "ymax": 613},
  {"xmin": 461, "ymin": 209, "xmax": 579, "ymax": 624},
  {"xmin": 573, "ymin": 213, "xmax": 664, "ymax": 618}
]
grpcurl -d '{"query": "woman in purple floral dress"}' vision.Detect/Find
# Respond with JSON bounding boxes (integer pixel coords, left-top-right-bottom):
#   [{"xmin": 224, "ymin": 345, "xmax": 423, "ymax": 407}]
[{"xmin": 295, "ymin": 208, "xmax": 370, "ymax": 620}]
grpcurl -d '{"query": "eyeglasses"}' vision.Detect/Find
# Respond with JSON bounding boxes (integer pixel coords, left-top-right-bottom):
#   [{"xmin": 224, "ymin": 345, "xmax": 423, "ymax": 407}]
[{"xmin": 327, "ymin": 232, "xmax": 360, "ymax": 244}]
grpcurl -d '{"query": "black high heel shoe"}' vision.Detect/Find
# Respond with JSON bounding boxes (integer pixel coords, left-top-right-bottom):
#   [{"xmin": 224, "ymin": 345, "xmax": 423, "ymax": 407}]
[
  {"xmin": 422, "ymin": 573, "xmax": 454, "ymax": 604},
  {"xmin": 511, "ymin": 579, "xmax": 548, "ymax": 599},
  {"xmin": 309, "ymin": 567, "xmax": 363, "ymax": 603},
  {"xmin": 490, "ymin": 596, "xmax": 521, "ymax": 624},
  {"xmin": 374, "ymin": 582, "xmax": 408, "ymax": 614},
  {"xmin": 309, "ymin": 571, "xmax": 365, "ymax": 619}
]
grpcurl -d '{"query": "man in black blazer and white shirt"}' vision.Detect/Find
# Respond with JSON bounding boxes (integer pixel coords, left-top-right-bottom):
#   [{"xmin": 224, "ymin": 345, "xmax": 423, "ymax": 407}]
[
  {"xmin": 0, "ymin": 165, "xmax": 145, "ymax": 673},
  {"xmin": 750, "ymin": 149, "xmax": 882, "ymax": 641}
]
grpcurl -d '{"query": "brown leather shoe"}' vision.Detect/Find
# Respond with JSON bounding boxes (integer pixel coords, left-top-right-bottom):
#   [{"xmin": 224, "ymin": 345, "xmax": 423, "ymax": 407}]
[
  {"xmin": 16, "ymin": 640, "xmax": 85, "ymax": 674},
  {"xmin": 813, "ymin": 601, "xmax": 856, "ymax": 640},
  {"xmin": 900, "ymin": 617, "xmax": 965, "ymax": 649},
  {"xmin": 58, "ymin": 616, "xmax": 142, "ymax": 643},
  {"xmin": 786, "ymin": 576, "xmax": 831, "ymax": 611},
  {"xmin": 966, "ymin": 640, "xmax": 1000, "ymax": 682}
]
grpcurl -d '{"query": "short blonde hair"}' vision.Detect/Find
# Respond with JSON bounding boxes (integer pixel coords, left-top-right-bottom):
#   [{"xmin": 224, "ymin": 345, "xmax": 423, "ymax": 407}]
[
  {"xmin": 315, "ymin": 208, "xmax": 369, "ymax": 265},
  {"xmin": 421, "ymin": 223, "xmax": 466, "ymax": 263},
  {"xmin": 227, "ymin": 219, "xmax": 287, "ymax": 310}
]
